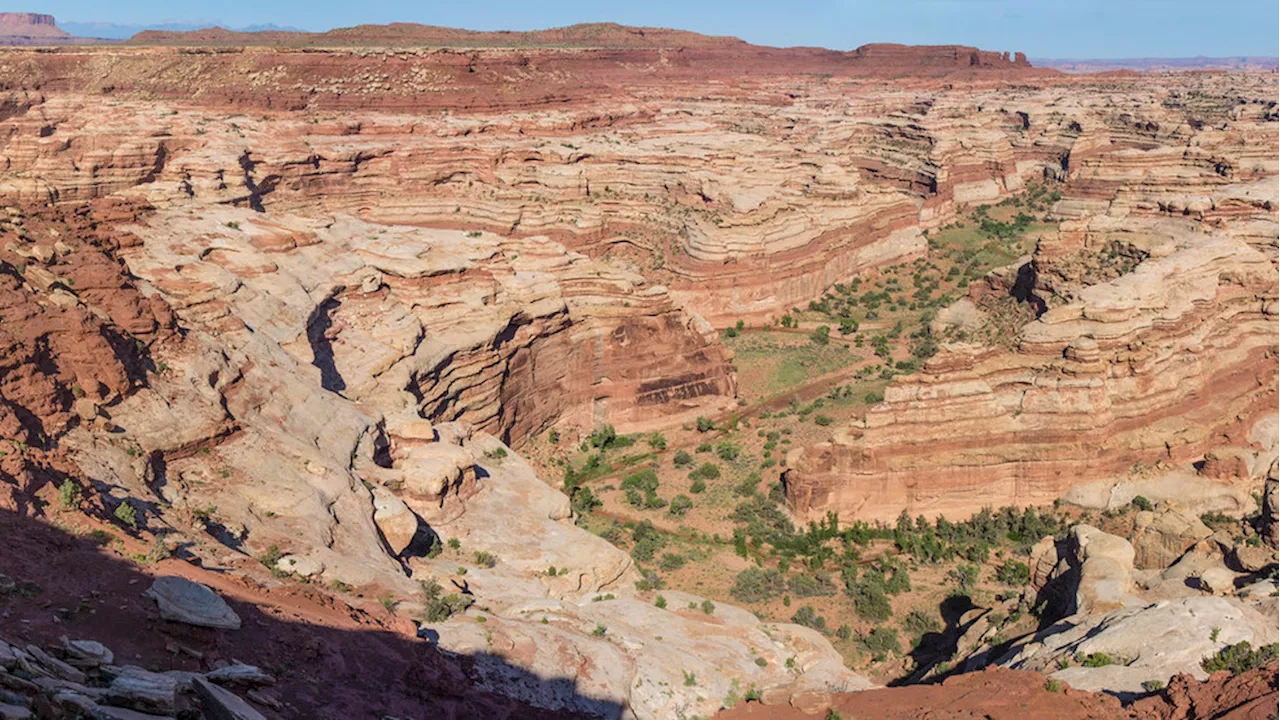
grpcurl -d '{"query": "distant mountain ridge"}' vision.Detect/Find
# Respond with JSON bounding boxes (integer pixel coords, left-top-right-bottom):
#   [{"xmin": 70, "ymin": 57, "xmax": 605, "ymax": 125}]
[
  {"xmin": 59, "ymin": 20, "xmax": 303, "ymax": 40},
  {"xmin": 1035, "ymin": 55, "xmax": 1278, "ymax": 73}
]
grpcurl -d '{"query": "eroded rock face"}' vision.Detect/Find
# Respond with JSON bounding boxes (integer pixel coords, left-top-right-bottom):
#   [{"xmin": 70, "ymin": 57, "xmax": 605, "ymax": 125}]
[
  {"xmin": 785, "ymin": 217, "xmax": 1278, "ymax": 522},
  {"xmin": 0, "ymin": 39, "xmax": 1276, "ymax": 719},
  {"xmin": 997, "ymin": 596, "xmax": 1275, "ymax": 697},
  {"xmin": 119, "ymin": 207, "xmax": 733, "ymax": 442}
]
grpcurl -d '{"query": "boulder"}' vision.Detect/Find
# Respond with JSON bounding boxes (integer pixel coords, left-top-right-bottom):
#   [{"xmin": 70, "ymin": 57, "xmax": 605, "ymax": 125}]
[
  {"xmin": 1070, "ymin": 525, "xmax": 1138, "ymax": 615},
  {"xmin": 789, "ymin": 690, "xmax": 832, "ymax": 715},
  {"xmin": 106, "ymin": 666, "xmax": 178, "ymax": 714},
  {"xmin": 60, "ymin": 638, "xmax": 113, "ymax": 668},
  {"xmin": 1264, "ymin": 472, "xmax": 1278, "ymax": 543},
  {"xmin": 1129, "ymin": 504, "xmax": 1212, "ymax": 570},
  {"xmin": 1229, "ymin": 543, "xmax": 1276, "ymax": 574},
  {"xmin": 143, "ymin": 577, "xmax": 241, "ymax": 630},
  {"xmin": 273, "ymin": 555, "xmax": 324, "ymax": 578},
  {"xmin": 206, "ymin": 664, "xmax": 274, "ymax": 688},
  {"xmin": 193, "ymin": 677, "xmax": 266, "ymax": 720},
  {"xmin": 23, "ymin": 645, "xmax": 86, "ymax": 684},
  {"xmin": 999, "ymin": 596, "xmax": 1275, "ymax": 697},
  {"xmin": 1196, "ymin": 567, "xmax": 1238, "ymax": 595},
  {"xmin": 370, "ymin": 486, "xmax": 419, "ymax": 556}
]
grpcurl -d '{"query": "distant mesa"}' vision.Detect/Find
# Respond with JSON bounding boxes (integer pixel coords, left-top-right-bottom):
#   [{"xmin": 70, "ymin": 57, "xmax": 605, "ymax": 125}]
[
  {"xmin": 850, "ymin": 43, "xmax": 1030, "ymax": 68},
  {"xmin": 0, "ymin": 12, "xmax": 68, "ymax": 38},
  {"xmin": 0, "ymin": 12, "xmax": 114, "ymax": 45}
]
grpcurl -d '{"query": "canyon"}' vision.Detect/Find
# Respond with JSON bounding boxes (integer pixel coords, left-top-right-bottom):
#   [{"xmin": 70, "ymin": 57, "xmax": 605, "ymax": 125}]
[{"xmin": 0, "ymin": 23, "xmax": 1275, "ymax": 720}]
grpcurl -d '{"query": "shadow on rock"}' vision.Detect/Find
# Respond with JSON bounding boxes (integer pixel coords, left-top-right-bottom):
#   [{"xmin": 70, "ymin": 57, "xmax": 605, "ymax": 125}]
[{"xmin": 0, "ymin": 506, "xmax": 624, "ymax": 719}]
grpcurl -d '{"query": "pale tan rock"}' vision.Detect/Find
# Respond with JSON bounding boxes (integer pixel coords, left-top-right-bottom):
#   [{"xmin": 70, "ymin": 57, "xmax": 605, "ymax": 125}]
[
  {"xmin": 370, "ymin": 487, "xmax": 419, "ymax": 556},
  {"xmin": 999, "ymin": 596, "xmax": 1275, "ymax": 697},
  {"xmin": 789, "ymin": 690, "xmax": 832, "ymax": 714},
  {"xmin": 1130, "ymin": 504, "xmax": 1213, "ymax": 570},
  {"xmin": 1196, "ymin": 567, "xmax": 1238, "ymax": 595}
]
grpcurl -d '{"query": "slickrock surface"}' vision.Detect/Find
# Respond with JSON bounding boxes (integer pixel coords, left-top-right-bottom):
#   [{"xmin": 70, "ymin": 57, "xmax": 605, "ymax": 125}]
[{"xmin": 119, "ymin": 207, "xmax": 734, "ymax": 441}]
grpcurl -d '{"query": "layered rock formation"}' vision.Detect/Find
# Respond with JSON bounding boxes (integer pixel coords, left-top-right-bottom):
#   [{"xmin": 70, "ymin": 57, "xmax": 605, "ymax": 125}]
[
  {"xmin": 0, "ymin": 33, "xmax": 1275, "ymax": 719},
  {"xmin": 1, "ymin": 52, "xmax": 1271, "ymax": 326},
  {"xmin": 785, "ymin": 214, "xmax": 1278, "ymax": 522}
]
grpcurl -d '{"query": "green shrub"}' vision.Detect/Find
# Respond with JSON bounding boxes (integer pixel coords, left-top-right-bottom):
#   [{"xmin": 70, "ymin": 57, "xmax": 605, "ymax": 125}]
[
  {"xmin": 1131, "ymin": 495, "xmax": 1154, "ymax": 511},
  {"xmin": 647, "ymin": 433, "xmax": 668, "ymax": 450},
  {"xmin": 668, "ymin": 495, "xmax": 694, "ymax": 517},
  {"xmin": 689, "ymin": 478, "xmax": 707, "ymax": 494},
  {"xmin": 790, "ymin": 605, "xmax": 826, "ymax": 631},
  {"xmin": 1201, "ymin": 642, "xmax": 1279, "ymax": 675},
  {"xmin": 655, "ymin": 594, "xmax": 668, "ymax": 609},
  {"xmin": 701, "ymin": 599, "xmax": 716, "ymax": 615},
  {"xmin": 731, "ymin": 567, "xmax": 788, "ymax": 603},
  {"xmin": 587, "ymin": 425, "xmax": 623, "ymax": 449},
  {"xmin": 57, "ymin": 481, "xmax": 83, "ymax": 509},
  {"xmin": 689, "ymin": 463, "xmax": 721, "ymax": 481},
  {"xmin": 673, "ymin": 450, "xmax": 694, "ymax": 467},
  {"xmin": 787, "ymin": 572, "xmax": 837, "ymax": 598},
  {"xmin": 1044, "ymin": 679, "xmax": 1064, "ymax": 693},
  {"xmin": 419, "ymin": 579, "xmax": 474, "ymax": 623},
  {"xmin": 696, "ymin": 416, "xmax": 715, "ymax": 433},
  {"xmin": 571, "ymin": 486, "xmax": 602, "ymax": 514},
  {"xmin": 474, "ymin": 551, "xmax": 498, "ymax": 568},
  {"xmin": 114, "ymin": 501, "xmax": 138, "ymax": 529},
  {"xmin": 861, "ymin": 626, "xmax": 901, "ymax": 660},
  {"xmin": 733, "ymin": 473, "xmax": 761, "ymax": 497},
  {"xmin": 1141, "ymin": 679, "xmax": 1165, "ymax": 693},
  {"xmin": 715, "ymin": 442, "xmax": 741, "ymax": 462},
  {"xmin": 995, "ymin": 560, "xmax": 1031, "ymax": 586},
  {"xmin": 631, "ymin": 521, "xmax": 666, "ymax": 561},
  {"xmin": 1075, "ymin": 652, "xmax": 1113, "ymax": 668},
  {"xmin": 813, "ymin": 414, "xmax": 834, "ymax": 426},
  {"xmin": 592, "ymin": 624, "xmax": 607, "ymax": 637},
  {"xmin": 849, "ymin": 581, "xmax": 892, "ymax": 623},
  {"xmin": 903, "ymin": 608, "xmax": 941, "ymax": 638},
  {"xmin": 621, "ymin": 469, "xmax": 660, "ymax": 493}
]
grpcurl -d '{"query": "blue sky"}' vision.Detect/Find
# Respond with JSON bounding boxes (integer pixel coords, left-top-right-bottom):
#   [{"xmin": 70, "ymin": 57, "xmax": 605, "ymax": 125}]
[{"xmin": 32, "ymin": 0, "xmax": 1280, "ymax": 58}]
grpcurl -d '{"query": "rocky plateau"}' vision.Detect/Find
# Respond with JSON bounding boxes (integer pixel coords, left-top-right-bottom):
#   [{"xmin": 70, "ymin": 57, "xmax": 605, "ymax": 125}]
[{"xmin": 0, "ymin": 23, "xmax": 1275, "ymax": 720}]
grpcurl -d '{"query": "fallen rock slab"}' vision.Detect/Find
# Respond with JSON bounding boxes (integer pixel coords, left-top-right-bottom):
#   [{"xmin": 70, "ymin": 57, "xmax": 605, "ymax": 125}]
[
  {"xmin": 193, "ymin": 677, "xmax": 266, "ymax": 720},
  {"xmin": 143, "ymin": 577, "xmax": 241, "ymax": 630}
]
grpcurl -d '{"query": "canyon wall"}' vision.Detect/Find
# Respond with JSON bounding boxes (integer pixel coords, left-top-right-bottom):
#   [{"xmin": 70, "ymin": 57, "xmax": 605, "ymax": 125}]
[{"xmin": 785, "ymin": 206, "xmax": 1278, "ymax": 523}]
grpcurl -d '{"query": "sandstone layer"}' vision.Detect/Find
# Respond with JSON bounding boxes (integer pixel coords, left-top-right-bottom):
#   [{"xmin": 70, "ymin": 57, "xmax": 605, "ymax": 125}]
[
  {"xmin": 785, "ymin": 209, "xmax": 1278, "ymax": 522},
  {"xmin": 0, "ymin": 33, "xmax": 1275, "ymax": 719}
]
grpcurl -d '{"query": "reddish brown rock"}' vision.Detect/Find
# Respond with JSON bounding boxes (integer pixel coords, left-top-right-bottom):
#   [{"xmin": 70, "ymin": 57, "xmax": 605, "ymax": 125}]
[
  {"xmin": 785, "ymin": 220, "xmax": 1277, "ymax": 523},
  {"xmin": 717, "ymin": 666, "xmax": 1128, "ymax": 719}
]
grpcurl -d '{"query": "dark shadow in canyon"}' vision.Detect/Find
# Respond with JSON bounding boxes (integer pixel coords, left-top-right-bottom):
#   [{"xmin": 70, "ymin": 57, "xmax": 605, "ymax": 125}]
[
  {"xmin": 0, "ymin": 505, "xmax": 625, "ymax": 719},
  {"xmin": 306, "ymin": 296, "xmax": 347, "ymax": 395},
  {"xmin": 894, "ymin": 592, "xmax": 979, "ymax": 686}
]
